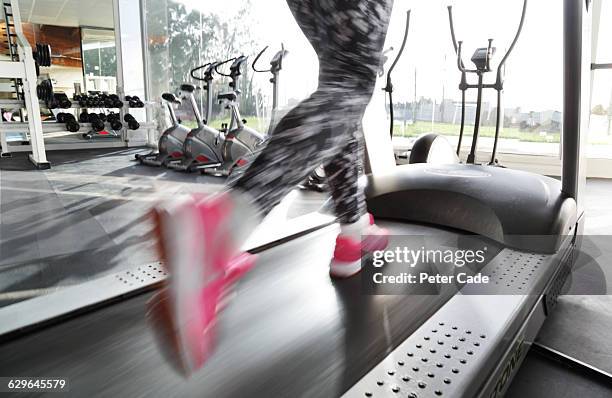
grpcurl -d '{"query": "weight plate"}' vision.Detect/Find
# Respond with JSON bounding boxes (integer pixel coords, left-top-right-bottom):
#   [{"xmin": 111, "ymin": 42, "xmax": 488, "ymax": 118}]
[
  {"xmin": 45, "ymin": 44, "xmax": 52, "ymax": 66},
  {"xmin": 35, "ymin": 43, "xmax": 41, "ymax": 65}
]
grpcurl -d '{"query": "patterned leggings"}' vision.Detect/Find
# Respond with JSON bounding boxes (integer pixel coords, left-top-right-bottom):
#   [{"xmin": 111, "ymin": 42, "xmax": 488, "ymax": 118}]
[{"xmin": 230, "ymin": 0, "xmax": 394, "ymax": 224}]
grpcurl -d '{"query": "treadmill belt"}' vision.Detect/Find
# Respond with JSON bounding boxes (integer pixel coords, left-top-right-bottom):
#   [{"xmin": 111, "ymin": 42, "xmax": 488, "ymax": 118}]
[{"xmin": 0, "ymin": 222, "xmax": 465, "ymax": 398}]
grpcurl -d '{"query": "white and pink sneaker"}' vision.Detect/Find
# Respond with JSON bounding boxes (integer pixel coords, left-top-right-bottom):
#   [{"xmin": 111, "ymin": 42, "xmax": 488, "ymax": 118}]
[
  {"xmin": 146, "ymin": 193, "xmax": 257, "ymax": 377},
  {"xmin": 330, "ymin": 213, "xmax": 389, "ymax": 278}
]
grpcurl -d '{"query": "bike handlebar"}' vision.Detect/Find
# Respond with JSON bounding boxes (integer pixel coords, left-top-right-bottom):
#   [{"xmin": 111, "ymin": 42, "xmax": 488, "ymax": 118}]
[
  {"xmin": 190, "ymin": 62, "xmax": 219, "ymax": 81},
  {"xmin": 252, "ymin": 46, "xmax": 271, "ymax": 72},
  {"xmin": 252, "ymin": 44, "xmax": 288, "ymax": 73}
]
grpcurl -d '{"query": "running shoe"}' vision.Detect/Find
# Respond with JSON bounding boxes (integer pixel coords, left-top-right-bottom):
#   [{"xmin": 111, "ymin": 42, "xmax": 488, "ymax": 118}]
[
  {"xmin": 330, "ymin": 214, "xmax": 389, "ymax": 278},
  {"xmin": 147, "ymin": 194, "xmax": 256, "ymax": 376}
]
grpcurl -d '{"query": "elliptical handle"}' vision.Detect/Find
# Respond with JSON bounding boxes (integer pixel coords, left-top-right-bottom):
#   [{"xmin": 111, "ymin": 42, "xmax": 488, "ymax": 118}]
[
  {"xmin": 486, "ymin": 38, "xmax": 494, "ymax": 71},
  {"xmin": 495, "ymin": 0, "xmax": 528, "ymax": 85},
  {"xmin": 448, "ymin": 5, "xmax": 466, "ymax": 71},
  {"xmin": 386, "ymin": 10, "xmax": 410, "ymax": 86},
  {"xmin": 457, "ymin": 41, "xmax": 466, "ymax": 72},
  {"xmin": 384, "ymin": 10, "xmax": 411, "ymax": 138}
]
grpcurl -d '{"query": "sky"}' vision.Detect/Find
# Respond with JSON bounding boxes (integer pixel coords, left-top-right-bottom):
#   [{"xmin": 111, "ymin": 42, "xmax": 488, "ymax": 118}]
[{"xmin": 178, "ymin": 0, "xmax": 612, "ymax": 112}]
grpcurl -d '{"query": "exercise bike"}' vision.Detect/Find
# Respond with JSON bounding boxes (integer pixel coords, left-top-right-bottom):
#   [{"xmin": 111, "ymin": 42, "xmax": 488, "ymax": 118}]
[
  {"xmin": 251, "ymin": 44, "xmax": 288, "ymax": 135},
  {"xmin": 135, "ymin": 93, "xmax": 190, "ymax": 166},
  {"xmin": 165, "ymin": 60, "xmax": 227, "ymax": 173},
  {"xmin": 168, "ymin": 46, "xmax": 287, "ymax": 175},
  {"xmin": 167, "ymin": 56, "xmax": 263, "ymax": 174}
]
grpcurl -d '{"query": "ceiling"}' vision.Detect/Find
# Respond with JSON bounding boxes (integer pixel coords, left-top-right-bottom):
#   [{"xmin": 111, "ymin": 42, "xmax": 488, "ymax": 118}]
[{"xmin": 17, "ymin": 0, "xmax": 114, "ymax": 29}]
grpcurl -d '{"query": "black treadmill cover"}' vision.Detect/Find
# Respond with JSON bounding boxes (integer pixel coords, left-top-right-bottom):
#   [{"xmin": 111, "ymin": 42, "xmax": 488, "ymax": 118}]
[{"xmin": 366, "ymin": 164, "xmax": 577, "ymax": 253}]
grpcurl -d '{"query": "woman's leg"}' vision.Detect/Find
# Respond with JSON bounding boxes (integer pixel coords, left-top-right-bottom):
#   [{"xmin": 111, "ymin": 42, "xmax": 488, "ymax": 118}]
[
  {"xmin": 149, "ymin": 0, "xmax": 395, "ymax": 376},
  {"xmin": 229, "ymin": 91, "xmax": 366, "ymax": 218},
  {"xmin": 322, "ymin": 126, "xmax": 366, "ymax": 224},
  {"xmin": 231, "ymin": 0, "xmax": 395, "ymax": 220}
]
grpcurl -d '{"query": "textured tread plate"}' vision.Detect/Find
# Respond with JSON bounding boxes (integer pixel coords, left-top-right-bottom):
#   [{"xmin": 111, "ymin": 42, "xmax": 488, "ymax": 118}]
[
  {"xmin": 0, "ymin": 261, "xmax": 165, "ymax": 340},
  {"xmin": 343, "ymin": 246, "xmax": 564, "ymax": 398}
]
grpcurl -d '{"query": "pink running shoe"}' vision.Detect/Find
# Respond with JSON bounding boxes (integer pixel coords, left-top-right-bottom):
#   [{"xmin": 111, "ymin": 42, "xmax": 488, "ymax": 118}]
[
  {"xmin": 146, "ymin": 194, "xmax": 256, "ymax": 377},
  {"xmin": 330, "ymin": 214, "xmax": 389, "ymax": 279}
]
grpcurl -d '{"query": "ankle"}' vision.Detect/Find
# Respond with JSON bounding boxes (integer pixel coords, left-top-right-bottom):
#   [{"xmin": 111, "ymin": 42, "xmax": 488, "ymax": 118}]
[{"xmin": 339, "ymin": 213, "xmax": 371, "ymax": 239}]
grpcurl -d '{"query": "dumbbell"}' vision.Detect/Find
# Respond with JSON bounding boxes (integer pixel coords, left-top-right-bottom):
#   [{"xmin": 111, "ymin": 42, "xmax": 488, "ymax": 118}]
[
  {"xmin": 74, "ymin": 94, "xmax": 89, "ymax": 107},
  {"xmin": 98, "ymin": 113, "xmax": 107, "ymax": 122},
  {"xmin": 123, "ymin": 114, "xmax": 140, "ymax": 130},
  {"xmin": 56, "ymin": 112, "xmax": 67, "ymax": 123},
  {"xmin": 125, "ymin": 96, "xmax": 144, "ymax": 108},
  {"xmin": 79, "ymin": 109, "xmax": 89, "ymax": 123},
  {"xmin": 88, "ymin": 113, "xmax": 105, "ymax": 132},
  {"xmin": 56, "ymin": 113, "xmax": 80, "ymax": 132},
  {"xmin": 108, "ymin": 94, "xmax": 123, "ymax": 108},
  {"xmin": 107, "ymin": 113, "xmax": 123, "ymax": 130},
  {"xmin": 103, "ymin": 96, "xmax": 114, "ymax": 108},
  {"xmin": 53, "ymin": 93, "xmax": 72, "ymax": 109}
]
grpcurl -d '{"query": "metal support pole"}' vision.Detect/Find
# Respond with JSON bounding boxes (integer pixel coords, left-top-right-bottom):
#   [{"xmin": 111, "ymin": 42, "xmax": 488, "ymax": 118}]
[
  {"xmin": 490, "ymin": 89, "xmax": 503, "ymax": 164},
  {"xmin": 457, "ymin": 90, "xmax": 466, "ymax": 155},
  {"xmin": 561, "ymin": 0, "xmax": 590, "ymax": 211},
  {"xmin": 9, "ymin": 0, "xmax": 49, "ymax": 168},
  {"xmin": 467, "ymin": 74, "xmax": 484, "ymax": 164},
  {"xmin": 206, "ymin": 82, "xmax": 213, "ymax": 123},
  {"xmin": 113, "ymin": 0, "xmax": 147, "ymax": 146},
  {"xmin": 112, "ymin": 0, "xmax": 127, "ymax": 142}
]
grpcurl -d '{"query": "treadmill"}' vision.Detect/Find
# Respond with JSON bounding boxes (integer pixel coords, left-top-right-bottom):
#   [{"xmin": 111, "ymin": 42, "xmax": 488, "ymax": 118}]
[{"xmin": 0, "ymin": 0, "xmax": 591, "ymax": 397}]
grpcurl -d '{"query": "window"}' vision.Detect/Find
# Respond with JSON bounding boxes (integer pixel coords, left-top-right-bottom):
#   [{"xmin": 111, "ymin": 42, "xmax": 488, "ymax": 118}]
[
  {"xmin": 388, "ymin": 0, "xmax": 563, "ymax": 164},
  {"xmin": 143, "ymin": 0, "xmax": 318, "ymax": 133},
  {"xmin": 82, "ymin": 28, "xmax": 117, "ymax": 93},
  {"xmin": 589, "ymin": 0, "xmax": 612, "ymax": 159}
]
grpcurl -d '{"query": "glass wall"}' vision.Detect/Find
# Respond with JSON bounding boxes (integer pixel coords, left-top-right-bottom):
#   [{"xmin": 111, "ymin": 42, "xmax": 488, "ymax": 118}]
[
  {"xmin": 143, "ymin": 0, "xmax": 318, "ymax": 134},
  {"xmin": 143, "ymin": 0, "xmax": 609, "ymax": 169},
  {"xmin": 589, "ymin": 0, "xmax": 612, "ymax": 159},
  {"xmin": 387, "ymin": 0, "xmax": 564, "ymax": 161}
]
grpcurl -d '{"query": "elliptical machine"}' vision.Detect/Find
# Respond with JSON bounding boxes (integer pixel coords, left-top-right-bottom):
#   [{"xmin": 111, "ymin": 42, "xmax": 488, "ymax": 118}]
[
  {"xmin": 385, "ymin": 11, "xmax": 458, "ymax": 165},
  {"xmin": 410, "ymin": 2, "xmax": 527, "ymax": 165},
  {"xmin": 135, "ymin": 93, "xmax": 191, "ymax": 166}
]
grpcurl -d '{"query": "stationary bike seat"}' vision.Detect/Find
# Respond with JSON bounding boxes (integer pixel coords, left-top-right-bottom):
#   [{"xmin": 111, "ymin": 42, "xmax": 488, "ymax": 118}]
[
  {"xmin": 217, "ymin": 92, "xmax": 237, "ymax": 101},
  {"xmin": 180, "ymin": 84, "xmax": 196, "ymax": 93},
  {"xmin": 162, "ymin": 93, "xmax": 180, "ymax": 104}
]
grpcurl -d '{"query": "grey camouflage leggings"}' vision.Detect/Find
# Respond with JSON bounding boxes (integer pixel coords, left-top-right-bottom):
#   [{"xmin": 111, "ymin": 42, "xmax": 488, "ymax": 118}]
[{"xmin": 230, "ymin": 0, "xmax": 394, "ymax": 224}]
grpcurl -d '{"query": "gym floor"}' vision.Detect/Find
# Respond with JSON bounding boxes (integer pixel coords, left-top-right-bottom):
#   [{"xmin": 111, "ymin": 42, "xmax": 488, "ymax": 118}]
[
  {"xmin": 1, "ymin": 151, "xmax": 611, "ymax": 396},
  {"xmin": 0, "ymin": 149, "xmax": 329, "ymax": 307}
]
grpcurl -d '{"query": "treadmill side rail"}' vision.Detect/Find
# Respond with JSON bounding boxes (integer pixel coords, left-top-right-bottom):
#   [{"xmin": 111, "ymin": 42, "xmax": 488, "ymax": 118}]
[{"xmin": 342, "ymin": 236, "xmax": 577, "ymax": 398}]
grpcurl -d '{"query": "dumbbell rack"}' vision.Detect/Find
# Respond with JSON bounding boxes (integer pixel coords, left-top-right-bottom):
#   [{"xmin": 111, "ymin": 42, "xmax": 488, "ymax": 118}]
[
  {"xmin": 0, "ymin": 0, "xmax": 48, "ymax": 168},
  {"xmin": 0, "ymin": 0, "xmax": 157, "ymax": 168},
  {"xmin": 0, "ymin": 97, "xmax": 156, "ymax": 139}
]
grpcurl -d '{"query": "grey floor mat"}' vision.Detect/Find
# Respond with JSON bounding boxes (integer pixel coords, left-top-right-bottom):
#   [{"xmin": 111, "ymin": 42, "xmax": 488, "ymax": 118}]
[
  {"xmin": 536, "ymin": 295, "xmax": 612, "ymax": 374},
  {"xmin": 507, "ymin": 348, "xmax": 612, "ymax": 398}
]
